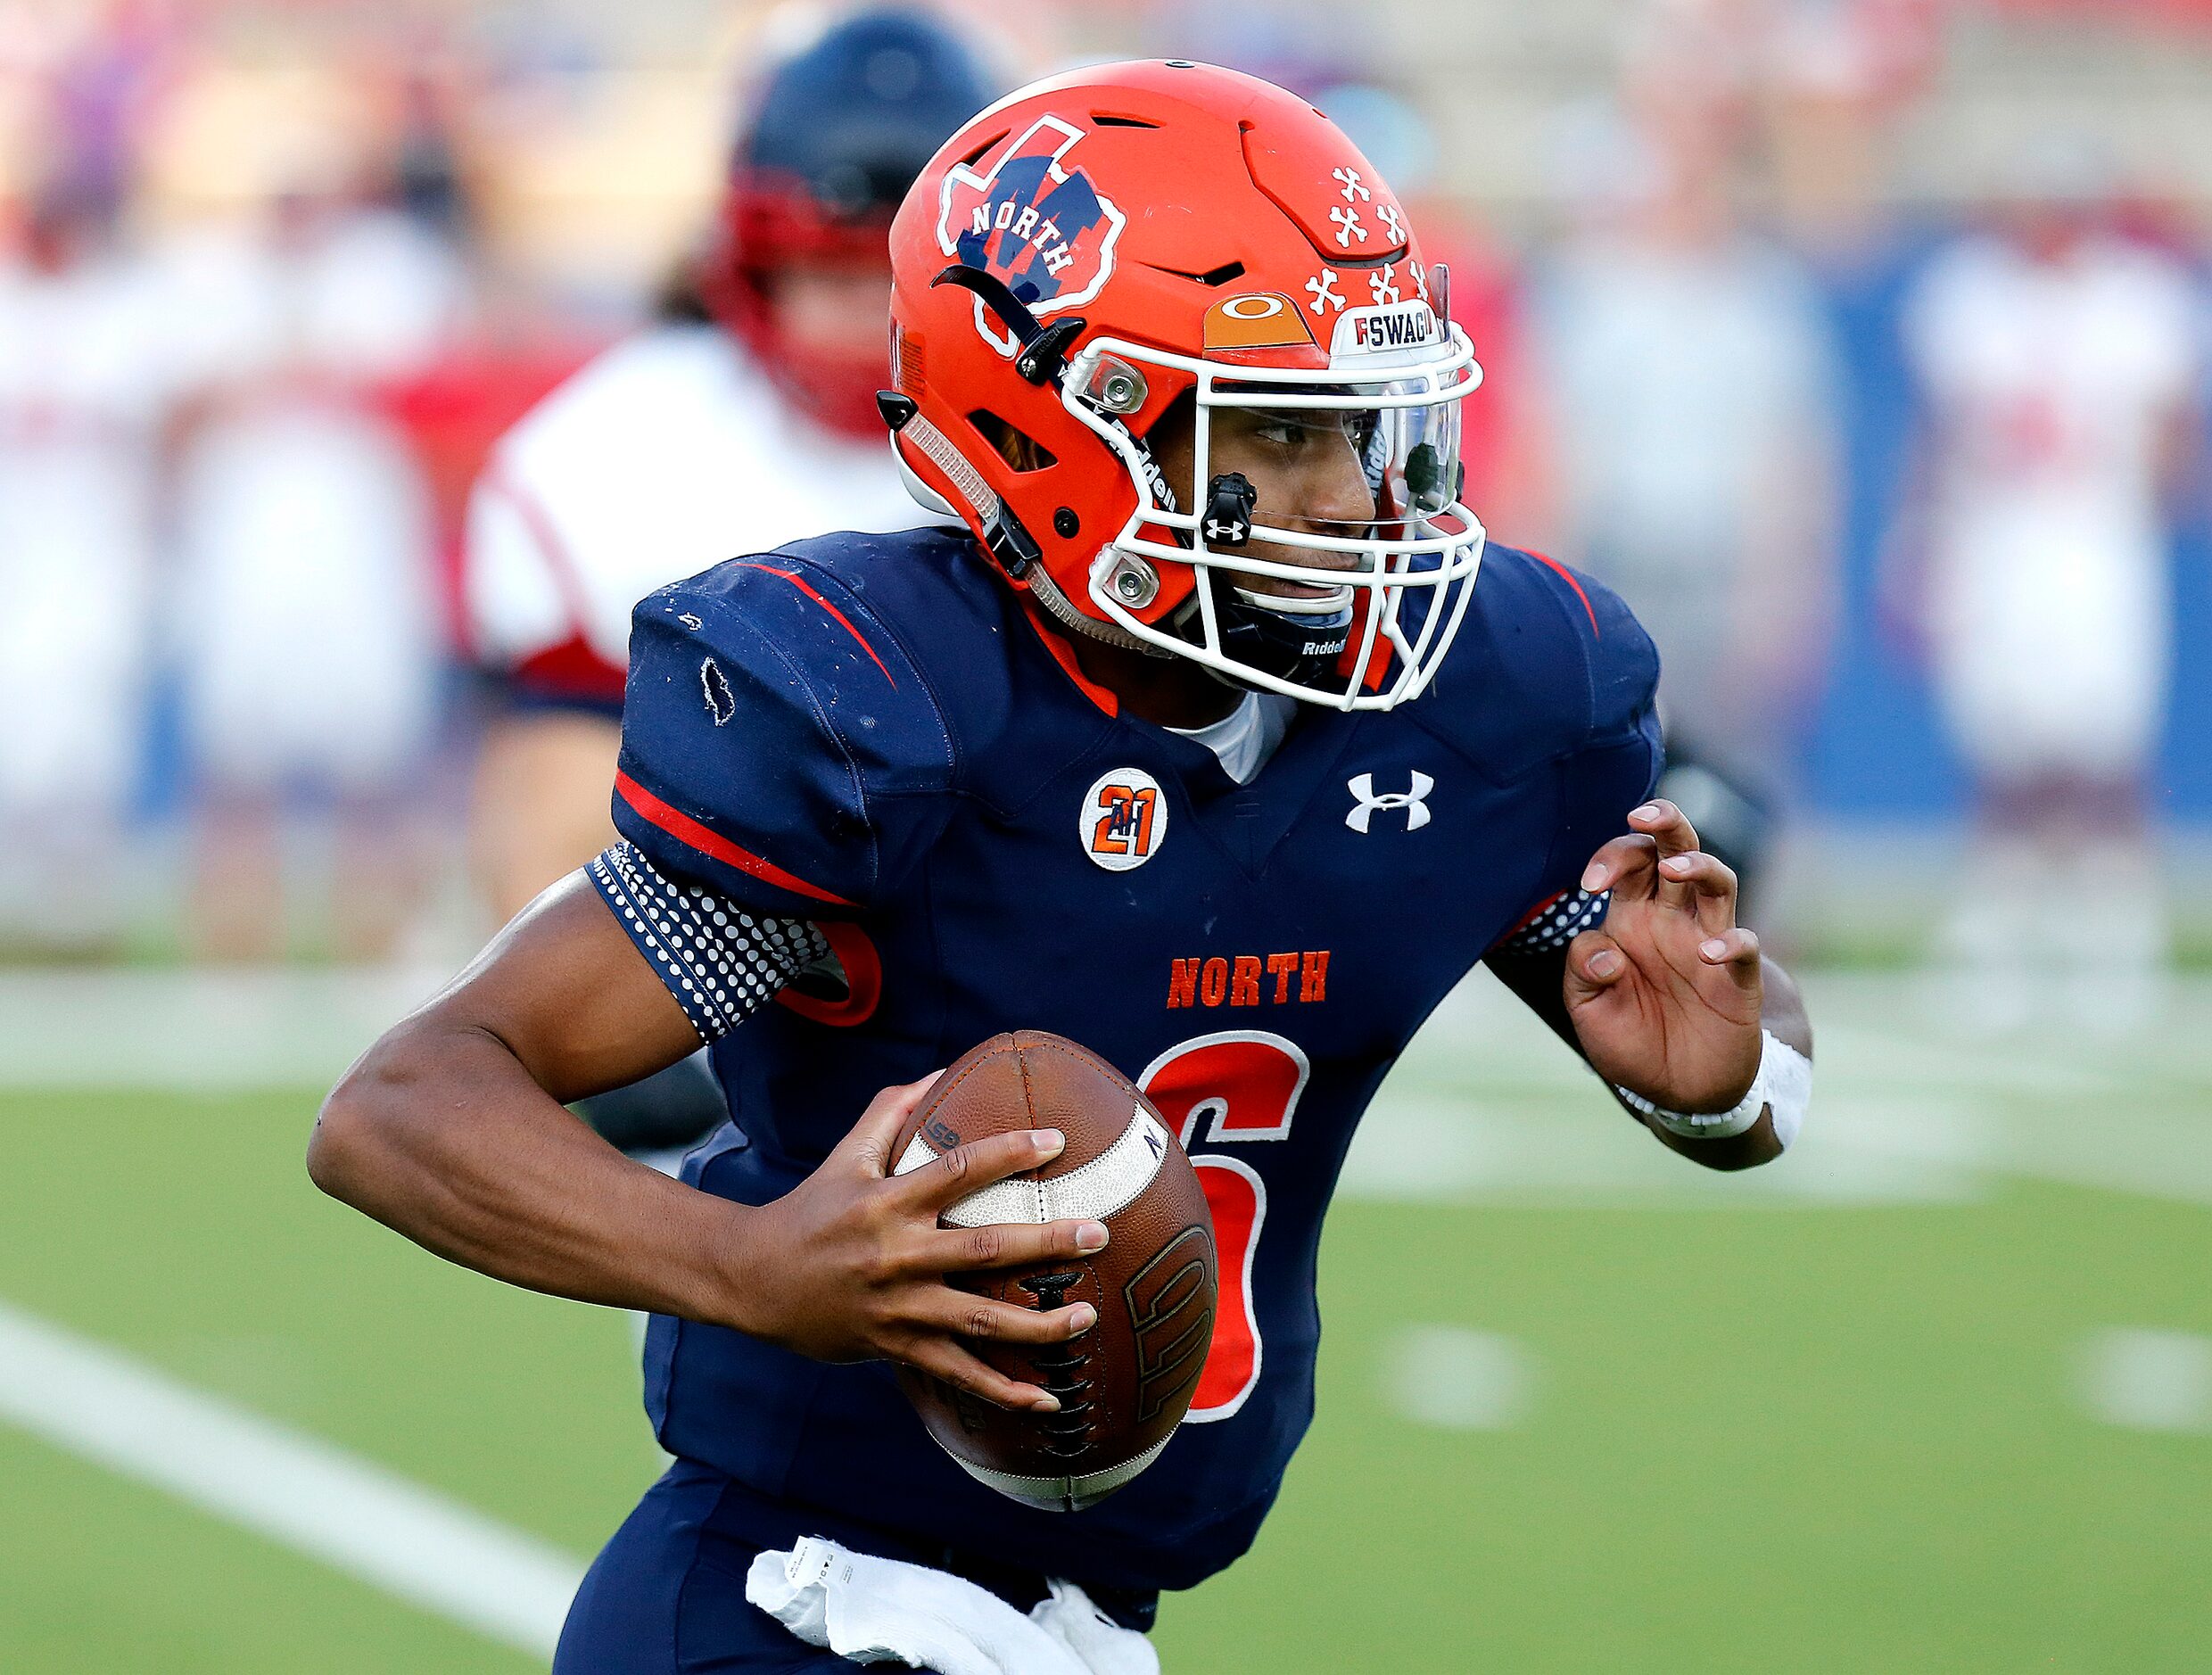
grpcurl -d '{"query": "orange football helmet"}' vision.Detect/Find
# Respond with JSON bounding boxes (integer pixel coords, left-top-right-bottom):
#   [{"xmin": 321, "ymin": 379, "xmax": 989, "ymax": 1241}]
[{"xmin": 883, "ymin": 59, "xmax": 1485, "ymax": 709}]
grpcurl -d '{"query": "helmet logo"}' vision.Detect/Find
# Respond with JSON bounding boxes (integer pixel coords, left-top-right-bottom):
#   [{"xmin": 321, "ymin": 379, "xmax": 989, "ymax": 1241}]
[
  {"xmin": 1331, "ymin": 300, "xmax": 1439, "ymax": 358},
  {"xmin": 1082, "ymin": 767, "xmax": 1168, "ymax": 871},
  {"xmin": 1203, "ymin": 293, "xmax": 1316, "ymax": 352},
  {"xmin": 1221, "ymin": 294, "xmax": 1285, "ymax": 319},
  {"xmin": 938, "ymin": 115, "xmax": 1127, "ymax": 355}
]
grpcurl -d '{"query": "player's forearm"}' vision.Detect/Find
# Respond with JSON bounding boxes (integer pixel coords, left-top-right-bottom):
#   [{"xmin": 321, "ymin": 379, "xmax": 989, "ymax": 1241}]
[{"xmin": 310, "ymin": 1018, "xmax": 741, "ymax": 1324}]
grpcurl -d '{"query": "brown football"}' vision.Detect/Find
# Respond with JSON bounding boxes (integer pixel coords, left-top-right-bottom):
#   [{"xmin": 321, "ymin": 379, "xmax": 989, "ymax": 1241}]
[{"xmin": 891, "ymin": 1030, "xmax": 1217, "ymax": 1513}]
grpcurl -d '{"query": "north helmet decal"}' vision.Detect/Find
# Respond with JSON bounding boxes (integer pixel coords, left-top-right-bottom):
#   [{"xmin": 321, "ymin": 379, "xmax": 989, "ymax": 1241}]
[{"xmin": 937, "ymin": 115, "xmax": 1127, "ymax": 354}]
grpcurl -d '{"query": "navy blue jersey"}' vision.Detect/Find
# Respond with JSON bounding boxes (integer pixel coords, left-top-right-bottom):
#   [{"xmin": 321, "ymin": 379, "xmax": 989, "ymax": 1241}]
[{"xmin": 598, "ymin": 526, "xmax": 1659, "ymax": 1593}]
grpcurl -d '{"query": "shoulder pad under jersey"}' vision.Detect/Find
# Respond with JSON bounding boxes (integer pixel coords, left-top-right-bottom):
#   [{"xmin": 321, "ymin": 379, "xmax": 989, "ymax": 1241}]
[
  {"xmin": 613, "ymin": 532, "xmax": 959, "ymax": 918},
  {"xmin": 1414, "ymin": 545, "xmax": 1663, "ymax": 937},
  {"xmin": 1407, "ymin": 542, "xmax": 1660, "ymax": 783}
]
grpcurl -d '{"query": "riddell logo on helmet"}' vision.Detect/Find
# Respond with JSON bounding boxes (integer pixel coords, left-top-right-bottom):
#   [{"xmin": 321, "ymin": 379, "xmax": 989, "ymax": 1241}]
[{"xmin": 938, "ymin": 116, "xmax": 1127, "ymax": 352}]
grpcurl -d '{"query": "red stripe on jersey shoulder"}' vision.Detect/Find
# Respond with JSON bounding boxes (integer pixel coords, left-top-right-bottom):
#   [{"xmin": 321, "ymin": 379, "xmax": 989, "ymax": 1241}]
[
  {"xmin": 614, "ymin": 771, "xmax": 855, "ymax": 908},
  {"xmin": 736, "ymin": 562, "xmax": 896, "ymax": 688},
  {"xmin": 1529, "ymin": 551, "xmax": 1599, "ymax": 638}
]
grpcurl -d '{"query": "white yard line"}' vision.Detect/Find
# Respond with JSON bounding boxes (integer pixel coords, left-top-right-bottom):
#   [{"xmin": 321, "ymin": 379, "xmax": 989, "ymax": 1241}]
[
  {"xmin": 0, "ymin": 1298, "xmax": 585, "ymax": 1658},
  {"xmin": 0, "ymin": 967, "xmax": 450, "ymax": 1091}
]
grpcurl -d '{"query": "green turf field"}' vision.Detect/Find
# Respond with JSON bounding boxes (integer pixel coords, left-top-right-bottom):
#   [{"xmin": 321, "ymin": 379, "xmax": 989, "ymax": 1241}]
[{"xmin": 1, "ymin": 972, "xmax": 2208, "ymax": 1671}]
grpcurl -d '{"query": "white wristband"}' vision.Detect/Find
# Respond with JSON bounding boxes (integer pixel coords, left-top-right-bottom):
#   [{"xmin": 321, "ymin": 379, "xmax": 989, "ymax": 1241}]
[{"xmin": 1614, "ymin": 1029, "xmax": 1812, "ymax": 1150}]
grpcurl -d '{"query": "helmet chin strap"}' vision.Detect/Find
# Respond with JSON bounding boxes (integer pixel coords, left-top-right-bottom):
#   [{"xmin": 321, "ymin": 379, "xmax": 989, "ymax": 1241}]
[
  {"xmin": 880, "ymin": 390, "xmax": 1166, "ymax": 658},
  {"xmin": 1034, "ymin": 561, "xmax": 1166, "ymax": 656}
]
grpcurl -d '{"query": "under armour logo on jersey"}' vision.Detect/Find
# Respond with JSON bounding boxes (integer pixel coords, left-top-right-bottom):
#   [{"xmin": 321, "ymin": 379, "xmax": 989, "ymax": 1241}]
[{"xmin": 1345, "ymin": 771, "xmax": 1433, "ymax": 833}]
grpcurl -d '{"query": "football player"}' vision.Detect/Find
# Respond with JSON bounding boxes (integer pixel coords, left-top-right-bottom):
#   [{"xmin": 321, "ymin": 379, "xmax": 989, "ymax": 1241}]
[
  {"xmin": 462, "ymin": 8, "xmax": 995, "ymax": 1148},
  {"xmin": 313, "ymin": 62, "xmax": 1815, "ymax": 1671},
  {"xmin": 0, "ymin": 165, "xmax": 169, "ymax": 951},
  {"xmin": 1895, "ymin": 144, "xmax": 2200, "ymax": 1035}
]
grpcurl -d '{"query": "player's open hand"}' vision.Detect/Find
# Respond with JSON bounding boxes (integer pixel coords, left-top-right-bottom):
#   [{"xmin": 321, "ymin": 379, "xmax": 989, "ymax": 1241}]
[
  {"xmin": 715, "ymin": 1074, "xmax": 1106, "ymax": 1414},
  {"xmin": 1564, "ymin": 799, "xmax": 1763, "ymax": 1113}
]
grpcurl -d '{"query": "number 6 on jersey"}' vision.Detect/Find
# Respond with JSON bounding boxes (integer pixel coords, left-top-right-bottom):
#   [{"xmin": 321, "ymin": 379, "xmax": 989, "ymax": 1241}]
[{"xmin": 1138, "ymin": 1030, "xmax": 1311, "ymax": 1421}]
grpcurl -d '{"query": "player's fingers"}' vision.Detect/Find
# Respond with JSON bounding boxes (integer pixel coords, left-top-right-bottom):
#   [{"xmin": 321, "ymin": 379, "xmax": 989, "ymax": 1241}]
[
  {"xmin": 1656, "ymin": 849, "xmax": 1738, "ymax": 930},
  {"xmin": 896, "ymin": 1127, "xmax": 1066, "ymax": 1213},
  {"xmin": 1561, "ymin": 930, "xmax": 1629, "ymax": 1003},
  {"xmin": 902, "ymin": 1336, "xmax": 1061, "ymax": 1414},
  {"xmin": 1696, "ymin": 927, "xmax": 1764, "ymax": 992},
  {"xmin": 925, "ymin": 1217, "xmax": 1110, "ymax": 1275},
  {"xmin": 1627, "ymin": 798, "xmax": 1703, "ymax": 861},
  {"xmin": 920, "ymin": 1289, "xmax": 1099, "ymax": 1348},
  {"xmin": 1579, "ymin": 833, "xmax": 1657, "ymax": 898},
  {"xmin": 843, "ymin": 1072, "xmax": 946, "ymax": 1179}
]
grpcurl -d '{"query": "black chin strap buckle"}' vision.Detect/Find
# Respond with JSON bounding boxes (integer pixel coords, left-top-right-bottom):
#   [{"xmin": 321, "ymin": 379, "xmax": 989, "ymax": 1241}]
[
  {"xmin": 929, "ymin": 265, "xmax": 1085, "ymax": 386},
  {"xmin": 875, "ymin": 391, "xmax": 917, "ymax": 433},
  {"xmin": 983, "ymin": 503, "xmax": 1041, "ymax": 580},
  {"xmin": 1201, "ymin": 473, "xmax": 1258, "ymax": 548}
]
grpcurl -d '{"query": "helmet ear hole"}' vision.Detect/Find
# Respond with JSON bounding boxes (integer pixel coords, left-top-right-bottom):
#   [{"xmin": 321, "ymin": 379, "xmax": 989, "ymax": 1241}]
[{"xmin": 967, "ymin": 409, "xmax": 1058, "ymax": 473}]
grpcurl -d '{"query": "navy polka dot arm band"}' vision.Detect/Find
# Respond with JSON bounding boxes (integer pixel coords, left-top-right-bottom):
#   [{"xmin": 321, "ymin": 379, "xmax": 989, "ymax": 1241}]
[{"xmin": 588, "ymin": 842, "xmax": 830, "ymax": 1042}]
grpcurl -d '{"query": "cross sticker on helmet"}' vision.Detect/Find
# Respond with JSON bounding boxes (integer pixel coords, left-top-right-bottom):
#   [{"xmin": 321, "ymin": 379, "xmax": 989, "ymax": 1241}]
[{"xmin": 1304, "ymin": 269, "xmax": 1344, "ymax": 314}]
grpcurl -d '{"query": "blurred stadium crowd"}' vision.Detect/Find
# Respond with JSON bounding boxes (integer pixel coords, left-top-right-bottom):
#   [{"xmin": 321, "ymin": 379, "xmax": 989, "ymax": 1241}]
[{"xmin": 1, "ymin": 0, "xmax": 2208, "ymax": 1037}]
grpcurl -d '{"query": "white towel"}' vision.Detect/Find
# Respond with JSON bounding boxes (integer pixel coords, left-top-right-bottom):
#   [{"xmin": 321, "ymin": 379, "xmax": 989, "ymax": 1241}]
[{"xmin": 746, "ymin": 1536, "xmax": 1160, "ymax": 1675}]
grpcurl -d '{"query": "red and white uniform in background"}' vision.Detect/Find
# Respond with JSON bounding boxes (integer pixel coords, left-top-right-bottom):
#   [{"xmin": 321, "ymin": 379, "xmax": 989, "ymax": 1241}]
[
  {"xmin": 464, "ymin": 322, "xmax": 937, "ymax": 707},
  {"xmin": 1903, "ymin": 233, "xmax": 2203, "ymax": 782},
  {"xmin": 0, "ymin": 246, "xmax": 172, "ymax": 811},
  {"xmin": 0, "ymin": 236, "xmax": 177, "ymax": 934},
  {"xmin": 167, "ymin": 207, "xmax": 466, "ymax": 795}
]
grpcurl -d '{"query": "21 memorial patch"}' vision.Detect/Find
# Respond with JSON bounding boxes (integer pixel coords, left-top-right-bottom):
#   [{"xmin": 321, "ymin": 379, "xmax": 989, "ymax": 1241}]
[{"xmin": 1083, "ymin": 767, "xmax": 1168, "ymax": 871}]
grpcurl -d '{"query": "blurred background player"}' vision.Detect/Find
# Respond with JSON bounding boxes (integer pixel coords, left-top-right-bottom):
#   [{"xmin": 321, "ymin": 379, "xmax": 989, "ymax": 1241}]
[
  {"xmin": 1531, "ymin": 14, "xmax": 1843, "ymax": 916},
  {"xmin": 0, "ymin": 152, "xmax": 172, "ymax": 954},
  {"xmin": 167, "ymin": 117, "xmax": 471, "ymax": 961},
  {"xmin": 461, "ymin": 7, "xmax": 996, "ymax": 1151},
  {"xmin": 1894, "ymin": 138, "xmax": 2206, "ymax": 1036}
]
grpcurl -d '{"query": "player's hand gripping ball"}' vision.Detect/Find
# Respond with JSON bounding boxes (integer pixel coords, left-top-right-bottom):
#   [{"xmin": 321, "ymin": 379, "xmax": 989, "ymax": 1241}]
[{"xmin": 891, "ymin": 1032, "xmax": 1217, "ymax": 1512}]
